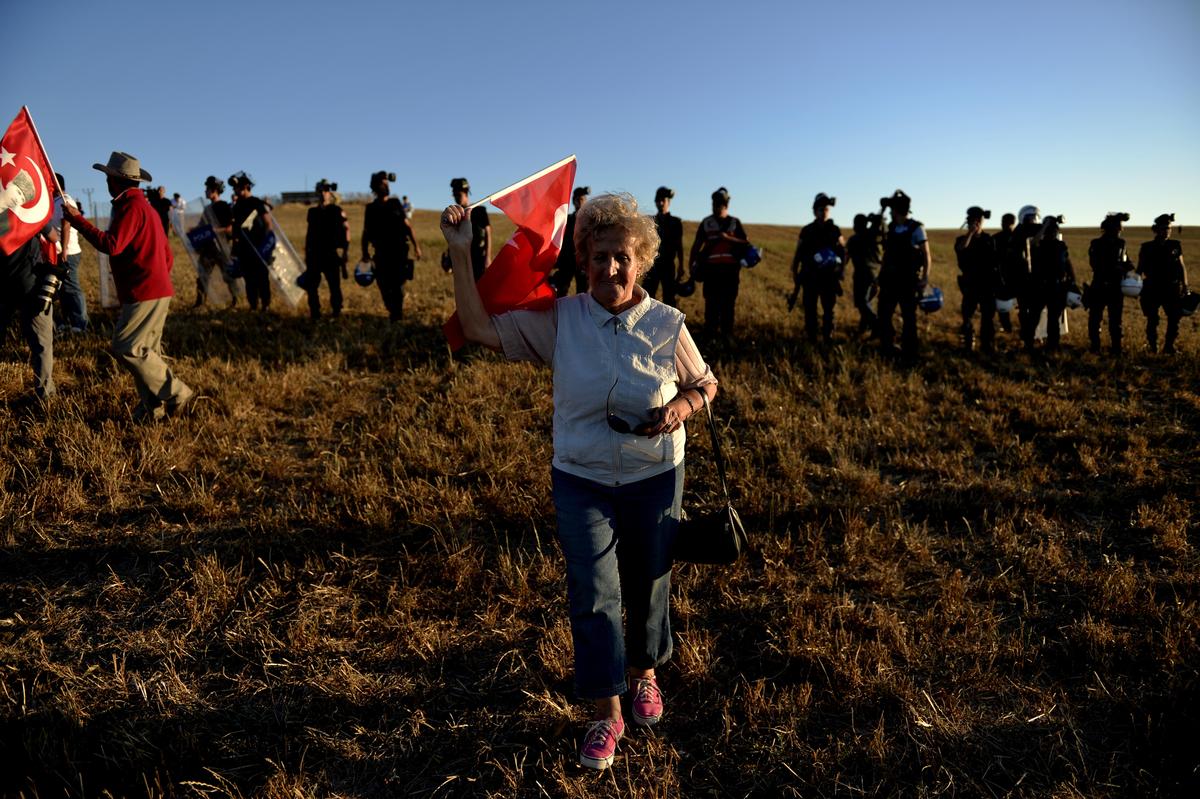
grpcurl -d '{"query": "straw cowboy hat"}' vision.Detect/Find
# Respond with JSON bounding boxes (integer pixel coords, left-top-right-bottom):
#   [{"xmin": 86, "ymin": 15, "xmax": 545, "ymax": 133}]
[{"xmin": 92, "ymin": 151, "xmax": 153, "ymax": 183}]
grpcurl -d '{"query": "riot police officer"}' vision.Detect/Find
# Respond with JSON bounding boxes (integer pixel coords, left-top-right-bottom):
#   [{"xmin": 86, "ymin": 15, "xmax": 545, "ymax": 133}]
[
  {"xmin": 302, "ymin": 179, "xmax": 350, "ymax": 319},
  {"xmin": 1086, "ymin": 213, "xmax": 1130, "ymax": 354},
  {"xmin": 645, "ymin": 186, "xmax": 685, "ymax": 307},
  {"xmin": 1137, "ymin": 213, "xmax": 1189, "ymax": 354},
  {"xmin": 876, "ymin": 190, "xmax": 931, "ymax": 361},
  {"xmin": 363, "ymin": 171, "xmax": 422, "ymax": 322},
  {"xmin": 229, "ymin": 172, "xmax": 275, "ymax": 311},
  {"xmin": 791, "ymin": 193, "xmax": 846, "ymax": 345},
  {"xmin": 992, "ymin": 213, "xmax": 1017, "ymax": 333},
  {"xmin": 1024, "ymin": 215, "xmax": 1076, "ymax": 352},
  {"xmin": 954, "ymin": 206, "xmax": 998, "ymax": 353},
  {"xmin": 1010, "ymin": 205, "xmax": 1044, "ymax": 350}
]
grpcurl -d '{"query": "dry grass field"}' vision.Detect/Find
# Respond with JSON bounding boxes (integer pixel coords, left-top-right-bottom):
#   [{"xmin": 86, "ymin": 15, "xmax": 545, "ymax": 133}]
[{"xmin": 1, "ymin": 201, "xmax": 1197, "ymax": 798}]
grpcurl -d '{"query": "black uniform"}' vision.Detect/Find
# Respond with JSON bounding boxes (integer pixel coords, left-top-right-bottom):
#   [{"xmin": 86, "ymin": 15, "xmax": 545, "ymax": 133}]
[
  {"xmin": 1009, "ymin": 221, "xmax": 1042, "ymax": 346},
  {"xmin": 231, "ymin": 194, "xmax": 274, "ymax": 310},
  {"xmin": 846, "ymin": 225, "xmax": 881, "ymax": 334},
  {"xmin": 363, "ymin": 196, "xmax": 414, "ymax": 321},
  {"xmin": 1023, "ymin": 236, "xmax": 1076, "ymax": 350},
  {"xmin": 551, "ymin": 212, "xmax": 585, "ymax": 296},
  {"xmin": 991, "ymin": 227, "xmax": 1016, "ymax": 332},
  {"xmin": 196, "ymin": 199, "xmax": 235, "ymax": 305},
  {"xmin": 303, "ymin": 203, "xmax": 350, "ymax": 319},
  {"xmin": 876, "ymin": 218, "xmax": 927, "ymax": 359},
  {"xmin": 1137, "ymin": 237, "xmax": 1187, "ymax": 353},
  {"xmin": 645, "ymin": 212, "xmax": 684, "ymax": 307},
  {"xmin": 1086, "ymin": 233, "xmax": 1128, "ymax": 353},
  {"xmin": 795, "ymin": 219, "xmax": 846, "ymax": 343},
  {"xmin": 693, "ymin": 213, "xmax": 748, "ymax": 336},
  {"xmin": 954, "ymin": 230, "xmax": 998, "ymax": 352}
]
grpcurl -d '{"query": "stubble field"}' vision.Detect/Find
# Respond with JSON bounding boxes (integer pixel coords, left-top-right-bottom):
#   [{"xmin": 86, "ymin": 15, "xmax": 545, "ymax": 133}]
[{"xmin": 1, "ymin": 202, "xmax": 1197, "ymax": 798}]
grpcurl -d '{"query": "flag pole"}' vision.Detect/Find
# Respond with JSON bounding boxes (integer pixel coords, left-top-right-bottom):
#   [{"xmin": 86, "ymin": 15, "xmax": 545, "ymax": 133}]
[
  {"xmin": 21, "ymin": 106, "xmax": 65, "ymax": 198},
  {"xmin": 466, "ymin": 154, "xmax": 576, "ymax": 210}
]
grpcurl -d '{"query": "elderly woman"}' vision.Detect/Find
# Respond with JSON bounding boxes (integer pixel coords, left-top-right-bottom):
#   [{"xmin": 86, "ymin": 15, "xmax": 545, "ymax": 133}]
[{"xmin": 440, "ymin": 193, "xmax": 718, "ymax": 771}]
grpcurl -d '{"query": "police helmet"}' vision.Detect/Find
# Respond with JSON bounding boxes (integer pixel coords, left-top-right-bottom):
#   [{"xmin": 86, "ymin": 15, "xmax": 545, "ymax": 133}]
[
  {"xmin": 918, "ymin": 286, "xmax": 944, "ymax": 313},
  {"xmin": 676, "ymin": 276, "xmax": 696, "ymax": 297},
  {"xmin": 1153, "ymin": 212, "xmax": 1176, "ymax": 230},
  {"xmin": 204, "ymin": 175, "xmax": 225, "ymax": 195},
  {"xmin": 712, "ymin": 187, "xmax": 731, "ymax": 205},
  {"xmin": 1018, "ymin": 205, "xmax": 1039, "ymax": 224},
  {"xmin": 354, "ymin": 260, "xmax": 376, "ymax": 287},
  {"xmin": 1180, "ymin": 291, "xmax": 1200, "ymax": 317},
  {"xmin": 296, "ymin": 270, "xmax": 315, "ymax": 290},
  {"xmin": 740, "ymin": 245, "xmax": 763, "ymax": 268},
  {"xmin": 229, "ymin": 171, "xmax": 254, "ymax": 190},
  {"xmin": 1121, "ymin": 273, "xmax": 1143, "ymax": 297},
  {"xmin": 995, "ymin": 296, "xmax": 1016, "ymax": 313},
  {"xmin": 813, "ymin": 248, "xmax": 841, "ymax": 268},
  {"xmin": 1065, "ymin": 288, "xmax": 1084, "ymax": 309}
]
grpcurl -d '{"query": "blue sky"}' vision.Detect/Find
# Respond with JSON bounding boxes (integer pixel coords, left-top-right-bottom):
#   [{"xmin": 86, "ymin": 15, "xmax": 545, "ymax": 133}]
[{"xmin": 7, "ymin": 0, "xmax": 1198, "ymax": 229}]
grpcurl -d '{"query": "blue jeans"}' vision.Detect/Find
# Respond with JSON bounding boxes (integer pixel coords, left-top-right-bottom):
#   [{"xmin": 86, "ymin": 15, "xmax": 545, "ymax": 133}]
[
  {"xmin": 552, "ymin": 465, "xmax": 683, "ymax": 700},
  {"xmin": 57, "ymin": 253, "xmax": 89, "ymax": 331}
]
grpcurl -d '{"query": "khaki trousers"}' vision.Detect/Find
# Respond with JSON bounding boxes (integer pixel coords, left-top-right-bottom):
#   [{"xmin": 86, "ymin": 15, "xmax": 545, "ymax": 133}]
[{"xmin": 113, "ymin": 298, "xmax": 192, "ymax": 415}]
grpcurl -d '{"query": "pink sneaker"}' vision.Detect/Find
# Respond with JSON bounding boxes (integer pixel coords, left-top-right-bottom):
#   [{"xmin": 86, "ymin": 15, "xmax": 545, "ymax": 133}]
[
  {"xmin": 631, "ymin": 676, "xmax": 663, "ymax": 726},
  {"xmin": 579, "ymin": 718, "xmax": 625, "ymax": 770}
]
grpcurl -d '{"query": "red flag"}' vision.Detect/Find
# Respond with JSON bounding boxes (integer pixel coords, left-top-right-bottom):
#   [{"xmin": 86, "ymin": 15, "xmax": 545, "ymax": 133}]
[
  {"xmin": 0, "ymin": 107, "xmax": 57, "ymax": 255},
  {"xmin": 444, "ymin": 155, "xmax": 577, "ymax": 349}
]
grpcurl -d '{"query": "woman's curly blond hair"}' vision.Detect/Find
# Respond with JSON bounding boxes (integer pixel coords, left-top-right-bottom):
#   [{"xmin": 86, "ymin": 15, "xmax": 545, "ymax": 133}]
[{"xmin": 573, "ymin": 193, "xmax": 660, "ymax": 274}]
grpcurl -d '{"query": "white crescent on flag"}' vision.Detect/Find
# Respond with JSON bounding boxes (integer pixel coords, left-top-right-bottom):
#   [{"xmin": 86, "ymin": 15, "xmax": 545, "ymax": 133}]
[
  {"xmin": 550, "ymin": 203, "xmax": 569, "ymax": 251},
  {"xmin": 10, "ymin": 155, "xmax": 49, "ymax": 224}
]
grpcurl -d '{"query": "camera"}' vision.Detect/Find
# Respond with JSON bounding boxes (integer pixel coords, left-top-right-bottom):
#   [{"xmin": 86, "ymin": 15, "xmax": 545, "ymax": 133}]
[
  {"xmin": 1111, "ymin": 212, "xmax": 1131, "ymax": 223},
  {"xmin": 316, "ymin": 179, "xmax": 338, "ymax": 192},
  {"xmin": 1046, "ymin": 214, "xmax": 1065, "ymax": 224},
  {"xmin": 967, "ymin": 206, "xmax": 991, "ymax": 220},
  {"xmin": 30, "ymin": 263, "xmax": 67, "ymax": 316},
  {"xmin": 866, "ymin": 212, "xmax": 883, "ymax": 226}
]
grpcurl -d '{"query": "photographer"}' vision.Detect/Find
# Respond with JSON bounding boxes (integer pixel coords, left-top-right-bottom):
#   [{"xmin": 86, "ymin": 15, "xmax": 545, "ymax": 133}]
[
  {"xmin": 875, "ymin": 190, "xmax": 931, "ymax": 361},
  {"xmin": 954, "ymin": 206, "xmax": 998, "ymax": 353},
  {"xmin": 790, "ymin": 193, "xmax": 846, "ymax": 345},
  {"xmin": 1010, "ymin": 206, "xmax": 1043, "ymax": 350},
  {"xmin": 362, "ymin": 170, "xmax": 422, "ymax": 322},
  {"xmin": 0, "ymin": 223, "xmax": 58, "ymax": 401},
  {"xmin": 1024, "ymin": 215, "xmax": 1076, "ymax": 352},
  {"xmin": 846, "ymin": 212, "xmax": 882, "ymax": 337},
  {"xmin": 1086, "ymin": 213, "xmax": 1130, "ymax": 355},
  {"xmin": 302, "ymin": 179, "xmax": 350, "ymax": 320},
  {"xmin": 1137, "ymin": 213, "xmax": 1188, "ymax": 355}
]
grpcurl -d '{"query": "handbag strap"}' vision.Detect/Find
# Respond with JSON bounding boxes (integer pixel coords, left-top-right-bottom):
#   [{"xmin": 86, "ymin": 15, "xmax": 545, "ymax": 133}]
[{"xmin": 696, "ymin": 391, "xmax": 733, "ymax": 503}]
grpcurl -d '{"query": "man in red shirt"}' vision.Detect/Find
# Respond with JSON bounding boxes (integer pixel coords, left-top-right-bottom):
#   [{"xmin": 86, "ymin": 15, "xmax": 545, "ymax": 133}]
[{"xmin": 63, "ymin": 152, "xmax": 194, "ymax": 421}]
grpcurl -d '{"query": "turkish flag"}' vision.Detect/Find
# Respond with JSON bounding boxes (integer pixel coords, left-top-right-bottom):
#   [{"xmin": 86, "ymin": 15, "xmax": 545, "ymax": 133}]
[
  {"xmin": 444, "ymin": 155, "xmax": 576, "ymax": 350},
  {"xmin": 0, "ymin": 107, "xmax": 57, "ymax": 255}
]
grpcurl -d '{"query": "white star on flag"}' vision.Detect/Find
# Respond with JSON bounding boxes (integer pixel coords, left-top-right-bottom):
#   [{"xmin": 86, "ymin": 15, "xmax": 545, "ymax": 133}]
[{"xmin": 0, "ymin": 147, "xmax": 14, "ymax": 168}]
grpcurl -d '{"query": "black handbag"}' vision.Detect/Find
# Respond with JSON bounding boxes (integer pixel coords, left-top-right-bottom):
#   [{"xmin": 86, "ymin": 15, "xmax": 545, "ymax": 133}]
[{"xmin": 673, "ymin": 392, "xmax": 749, "ymax": 565}]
